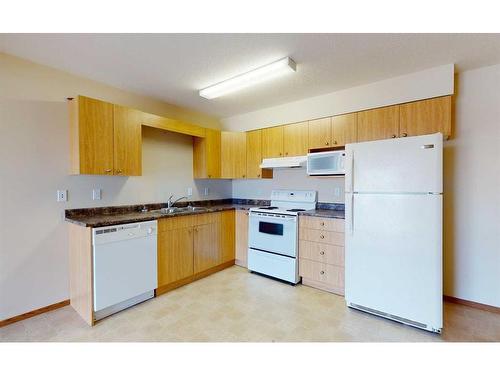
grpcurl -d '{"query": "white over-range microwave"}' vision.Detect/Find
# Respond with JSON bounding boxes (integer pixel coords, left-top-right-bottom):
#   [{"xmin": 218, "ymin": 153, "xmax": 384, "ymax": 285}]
[{"xmin": 307, "ymin": 150, "xmax": 345, "ymax": 175}]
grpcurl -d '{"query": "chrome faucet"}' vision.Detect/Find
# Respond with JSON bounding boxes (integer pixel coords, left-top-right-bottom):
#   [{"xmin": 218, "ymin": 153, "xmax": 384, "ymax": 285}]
[{"xmin": 167, "ymin": 195, "xmax": 188, "ymax": 208}]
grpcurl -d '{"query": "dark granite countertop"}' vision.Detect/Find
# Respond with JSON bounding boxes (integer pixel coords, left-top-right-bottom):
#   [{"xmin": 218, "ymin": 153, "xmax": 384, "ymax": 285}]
[
  {"xmin": 65, "ymin": 199, "xmax": 268, "ymax": 228},
  {"xmin": 65, "ymin": 199, "xmax": 345, "ymax": 227},
  {"xmin": 299, "ymin": 209, "xmax": 345, "ymax": 219}
]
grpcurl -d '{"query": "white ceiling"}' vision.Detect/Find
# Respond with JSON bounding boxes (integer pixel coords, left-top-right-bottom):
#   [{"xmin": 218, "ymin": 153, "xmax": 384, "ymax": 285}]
[{"xmin": 1, "ymin": 33, "xmax": 500, "ymax": 118}]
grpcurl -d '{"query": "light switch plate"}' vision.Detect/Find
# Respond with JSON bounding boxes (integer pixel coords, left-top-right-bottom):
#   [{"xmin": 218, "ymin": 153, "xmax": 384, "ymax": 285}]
[
  {"xmin": 93, "ymin": 188, "xmax": 102, "ymax": 200},
  {"xmin": 187, "ymin": 187, "xmax": 193, "ymax": 197},
  {"xmin": 57, "ymin": 190, "xmax": 67, "ymax": 202},
  {"xmin": 203, "ymin": 187, "xmax": 209, "ymax": 196}
]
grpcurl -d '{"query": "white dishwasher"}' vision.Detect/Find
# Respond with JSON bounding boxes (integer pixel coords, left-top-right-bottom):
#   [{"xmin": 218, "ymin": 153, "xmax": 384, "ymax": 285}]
[{"xmin": 93, "ymin": 220, "xmax": 157, "ymax": 321}]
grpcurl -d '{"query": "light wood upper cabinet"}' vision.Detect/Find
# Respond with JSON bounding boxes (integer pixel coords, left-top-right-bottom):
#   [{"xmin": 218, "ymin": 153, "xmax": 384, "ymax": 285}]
[
  {"xmin": 261, "ymin": 126, "xmax": 284, "ymax": 158},
  {"xmin": 357, "ymin": 105, "xmax": 400, "ymax": 142},
  {"xmin": 332, "ymin": 113, "xmax": 357, "ymax": 146},
  {"xmin": 399, "ymin": 96, "xmax": 452, "ymax": 139},
  {"xmin": 221, "ymin": 132, "xmax": 247, "ymax": 179},
  {"xmin": 308, "ymin": 117, "xmax": 332, "ymax": 149},
  {"xmin": 113, "ymin": 105, "xmax": 142, "ymax": 176},
  {"xmin": 283, "ymin": 121, "xmax": 309, "ymax": 156},
  {"xmin": 220, "ymin": 210, "xmax": 235, "ymax": 263},
  {"xmin": 245, "ymin": 130, "xmax": 273, "ymax": 179},
  {"xmin": 193, "ymin": 128, "xmax": 221, "ymax": 179},
  {"xmin": 69, "ymin": 96, "xmax": 114, "ymax": 175},
  {"xmin": 235, "ymin": 209, "xmax": 249, "ymax": 268}
]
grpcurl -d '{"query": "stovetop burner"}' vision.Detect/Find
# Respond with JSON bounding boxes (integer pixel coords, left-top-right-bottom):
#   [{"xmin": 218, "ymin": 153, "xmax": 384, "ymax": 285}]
[
  {"xmin": 258, "ymin": 206, "xmax": 278, "ymax": 210},
  {"xmin": 286, "ymin": 209, "xmax": 306, "ymax": 212}
]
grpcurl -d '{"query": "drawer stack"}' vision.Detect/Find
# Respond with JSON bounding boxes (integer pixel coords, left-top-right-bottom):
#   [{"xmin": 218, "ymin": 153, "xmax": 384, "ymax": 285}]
[{"xmin": 298, "ymin": 216, "xmax": 345, "ymax": 295}]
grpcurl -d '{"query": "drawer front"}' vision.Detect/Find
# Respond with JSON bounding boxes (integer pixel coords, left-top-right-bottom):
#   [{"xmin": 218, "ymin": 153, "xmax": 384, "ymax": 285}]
[
  {"xmin": 299, "ymin": 258, "xmax": 344, "ymax": 290},
  {"xmin": 158, "ymin": 215, "xmax": 194, "ymax": 232},
  {"xmin": 299, "ymin": 227, "xmax": 344, "ymax": 246},
  {"xmin": 299, "ymin": 216, "xmax": 344, "ymax": 232},
  {"xmin": 299, "ymin": 240, "xmax": 344, "ymax": 266}
]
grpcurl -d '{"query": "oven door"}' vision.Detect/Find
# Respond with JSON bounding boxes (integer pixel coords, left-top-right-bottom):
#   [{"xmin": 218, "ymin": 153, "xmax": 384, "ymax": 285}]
[{"xmin": 249, "ymin": 212, "xmax": 298, "ymax": 257}]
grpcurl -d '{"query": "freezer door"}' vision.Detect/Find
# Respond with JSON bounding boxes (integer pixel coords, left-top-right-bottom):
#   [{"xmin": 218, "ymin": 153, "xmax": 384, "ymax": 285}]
[
  {"xmin": 345, "ymin": 193, "xmax": 442, "ymax": 331},
  {"xmin": 345, "ymin": 133, "xmax": 442, "ymax": 193}
]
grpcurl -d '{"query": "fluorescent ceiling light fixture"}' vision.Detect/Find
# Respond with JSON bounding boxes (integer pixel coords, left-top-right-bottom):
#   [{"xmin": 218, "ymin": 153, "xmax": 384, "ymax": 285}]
[{"xmin": 199, "ymin": 57, "xmax": 296, "ymax": 99}]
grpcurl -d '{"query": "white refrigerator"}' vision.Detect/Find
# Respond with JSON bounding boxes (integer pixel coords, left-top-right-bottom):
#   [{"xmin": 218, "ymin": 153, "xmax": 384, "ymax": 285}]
[{"xmin": 344, "ymin": 133, "xmax": 443, "ymax": 333}]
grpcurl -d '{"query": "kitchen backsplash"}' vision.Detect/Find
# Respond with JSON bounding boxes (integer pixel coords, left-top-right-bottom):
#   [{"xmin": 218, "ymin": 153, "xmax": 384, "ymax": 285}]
[{"xmin": 232, "ymin": 168, "xmax": 345, "ymax": 203}]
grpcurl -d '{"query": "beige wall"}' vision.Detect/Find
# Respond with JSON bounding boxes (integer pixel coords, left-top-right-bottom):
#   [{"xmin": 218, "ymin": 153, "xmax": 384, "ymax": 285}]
[
  {"xmin": 0, "ymin": 53, "xmax": 231, "ymax": 320},
  {"xmin": 443, "ymin": 65, "xmax": 500, "ymax": 307}
]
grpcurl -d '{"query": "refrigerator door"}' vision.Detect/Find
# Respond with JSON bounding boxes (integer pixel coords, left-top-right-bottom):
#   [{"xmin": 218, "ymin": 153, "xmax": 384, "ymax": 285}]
[
  {"xmin": 345, "ymin": 133, "xmax": 442, "ymax": 193},
  {"xmin": 345, "ymin": 193, "xmax": 442, "ymax": 332}
]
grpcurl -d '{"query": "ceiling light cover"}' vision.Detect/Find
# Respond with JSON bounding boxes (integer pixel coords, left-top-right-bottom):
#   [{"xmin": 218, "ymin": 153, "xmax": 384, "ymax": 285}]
[{"xmin": 199, "ymin": 57, "xmax": 296, "ymax": 99}]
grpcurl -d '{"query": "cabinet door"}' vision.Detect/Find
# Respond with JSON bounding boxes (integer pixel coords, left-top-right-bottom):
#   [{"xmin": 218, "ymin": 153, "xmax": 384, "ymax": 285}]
[
  {"xmin": 399, "ymin": 96, "xmax": 451, "ymax": 138},
  {"xmin": 261, "ymin": 126, "xmax": 284, "ymax": 158},
  {"xmin": 246, "ymin": 130, "xmax": 263, "ymax": 178},
  {"xmin": 220, "ymin": 210, "xmax": 235, "ymax": 263},
  {"xmin": 308, "ymin": 117, "xmax": 332, "ymax": 149},
  {"xmin": 193, "ymin": 128, "xmax": 221, "ymax": 178},
  {"xmin": 194, "ymin": 222, "xmax": 220, "ymax": 273},
  {"xmin": 221, "ymin": 132, "xmax": 246, "ymax": 179},
  {"xmin": 76, "ymin": 96, "xmax": 114, "ymax": 175},
  {"xmin": 332, "ymin": 113, "xmax": 357, "ymax": 147},
  {"xmin": 113, "ymin": 105, "xmax": 142, "ymax": 176},
  {"xmin": 283, "ymin": 121, "xmax": 309, "ymax": 156},
  {"xmin": 357, "ymin": 105, "xmax": 400, "ymax": 142},
  {"xmin": 235, "ymin": 210, "xmax": 249, "ymax": 267},
  {"xmin": 158, "ymin": 227, "xmax": 194, "ymax": 287}
]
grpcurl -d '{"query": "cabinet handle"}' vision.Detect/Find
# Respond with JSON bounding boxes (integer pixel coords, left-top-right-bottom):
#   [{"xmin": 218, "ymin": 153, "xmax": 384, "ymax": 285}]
[
  {"xmin": 208, "ymin": 174, "xmax": 212, "ymax": 178},
  {"xmin": 391, "ymin": 134, "xmax": 397, "ymax": 138},
  {"xmin": 116, "ymin": 169, "xmax": 123, "ymax": 174},
  {"xmin": 105, "ymin": 169, "xmax": 112, "ymax": 173},
  {"xmin": 333, "ymin": 140, "xmax": 337, "ymax": 145},
  {"xmin": 320, "ymin": 251, "xmax": 325, "ymax": 255},
  {"xmin": 257, "ymin": 174, "xmax": 261, "ymax": 178},
  {"xmin": 325, "ymin": 141, "xmax": 329, "ymax": 146},
  {"xmin": 320, "ymin": 222, "xmax": 325, "ymax": 226},
  {"xmin": 279, "ymin": 152, "xmax": 282, "ymax": 156},
  {"xmin": 242, "ymin": 174, "xmax": 246, "ymax": 178},
  {"xmin": 320, "ymin": 234, "xmax": 325, "ymax": 239},
  {"xmin": 320, "ymin": 271, "xmax": 325, "ymax": 275},
  {"xmin": 285, "ymin": 152, "xmax": 288, "ymax": 156},
  {"xmin": 401, "ymin": 133, "xmax": 408, "ymax": 137}
]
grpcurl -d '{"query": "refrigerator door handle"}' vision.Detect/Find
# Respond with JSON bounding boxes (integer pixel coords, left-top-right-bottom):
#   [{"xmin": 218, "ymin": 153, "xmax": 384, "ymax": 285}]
[
  {"xmin": 345, "ymin": 151, "xmax": 354, "ymax": 192},
  {"xmin": 349, "ymin": 193, "xmax": 354, "ymax": 234}
]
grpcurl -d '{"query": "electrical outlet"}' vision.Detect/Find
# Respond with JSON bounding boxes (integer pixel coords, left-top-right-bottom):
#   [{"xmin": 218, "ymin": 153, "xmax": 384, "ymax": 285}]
[
  {"xmin": 57, "ymin": 190, "xmax": 67, "ymax": 202},
  {"xmin": 187, "ymin": 187, "xmax": 193, "ymax": 197},
  {"xmin": 203, "ymin": 187, "xmax": 209, "ymax": 196},
  {"xmin": 93, "ymin": 188, "xmax": 102, "ymax": 200}
]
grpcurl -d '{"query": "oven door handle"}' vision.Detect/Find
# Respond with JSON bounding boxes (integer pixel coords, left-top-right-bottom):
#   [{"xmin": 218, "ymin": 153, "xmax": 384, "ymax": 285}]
[{"xmin": 249, "ymin": 214, "xmax": 297, "ymax": 222}]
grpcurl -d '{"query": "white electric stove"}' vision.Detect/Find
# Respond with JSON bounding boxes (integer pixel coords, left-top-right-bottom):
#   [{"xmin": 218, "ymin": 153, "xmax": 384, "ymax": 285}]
[{"xmin": 248, "ymin": 190, "xmax": 317, "ymax": 284}]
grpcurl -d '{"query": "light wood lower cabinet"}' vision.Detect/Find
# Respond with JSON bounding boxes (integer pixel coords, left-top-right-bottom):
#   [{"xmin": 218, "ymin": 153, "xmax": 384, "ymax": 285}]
[
  {"xmin": 235, "ymin": 209, "xmax": 249, "ymax": 267},
  {"xmin": 299, "ymin": 216, "xmax": 345, "ymax": 296},
  {"xmin": 194, "ymin": 222, "xmax": 220, "ymax": 273},
  {"xmin": 157, "ymin": 211, "xmax": 235, "ymax": 294},
  {"xmin": 158, "ymin": 227, "xmax": 193, "ymax": 286},
  {"xmin": 220, "ymin": 210, "xmax": 236, "ymax": 263}
]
